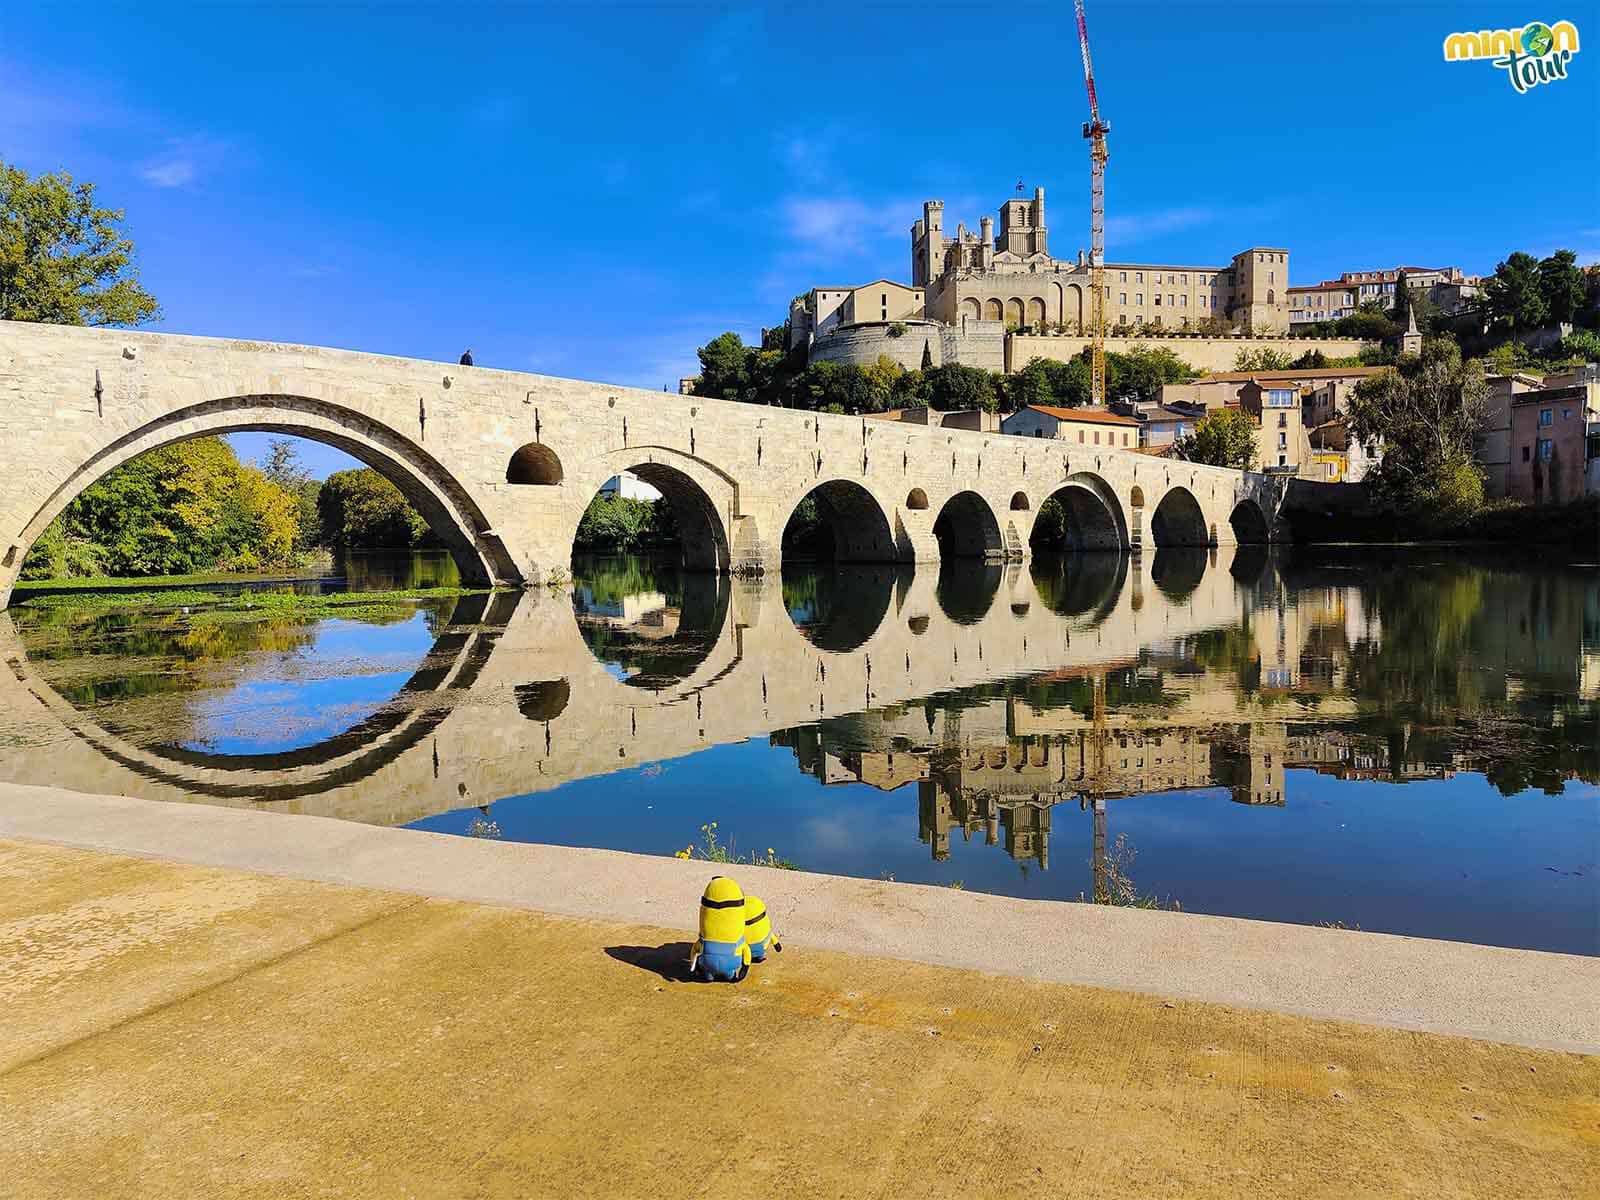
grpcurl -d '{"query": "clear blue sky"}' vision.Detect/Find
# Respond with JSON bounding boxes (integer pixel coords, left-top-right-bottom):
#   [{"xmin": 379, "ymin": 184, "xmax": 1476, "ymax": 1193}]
[{"xmin": 3, "ymin": 2, "xmax": 1596, "ymax": 477}]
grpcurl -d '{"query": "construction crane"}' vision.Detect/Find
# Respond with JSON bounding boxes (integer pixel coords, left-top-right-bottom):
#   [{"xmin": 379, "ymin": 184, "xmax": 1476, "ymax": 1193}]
[{"xmin": 1074, "ymin": 0, "xmax": 1110, "ymax": 409}]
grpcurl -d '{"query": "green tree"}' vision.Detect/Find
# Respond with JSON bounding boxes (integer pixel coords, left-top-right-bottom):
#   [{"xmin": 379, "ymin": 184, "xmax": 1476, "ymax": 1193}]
[
  {"xmin": 1484, "ymin": 252, "xmax": 1549, "ymax": 332},
  {"xmin": 1290, "ymin": 349, "xmax": 1328, "ymax": 369},
  {"xmin": 693, "ymin": 332, "xmax": 754, "ymax": 402},
  {"xmin": 259, "ymin": 438, "xmax": 322, "ymax": 552},
  {"xmin": 1389, "ymin": 270, "xmax": 1412, "ymax": 329},
  {"xmin": 1006, "ymin": 358, "xmax": 1058, "ymax": 410},
  {"xmin": 1347, "ymin": 338, "xmax": 1487, "ymax": 516},
  {"xmin": 20, "ymin": 436, "xmax": 298, "ymax": 578},
  {"xmin": 1177, "ymin": 408, "xmax": 1257, "ymax": 469},
  {"xmin": 0, "ymin": 159, "xmax": 161, "ymax": 326},
  {"xmin": 923, "ymin": 363, "xmax": 997, "ymax": 412},
  {"xmin": 1234, "ymin": 346, "xmax": 1293, "ymax": 371},
  {"xmin": 862, "ymin": 355, "xmax": 905, "ymax": 413},
  {"xmin": 1537, "ymin": 250, "xmax": 1586, "ymax": 325},
  {"xmin": 317, "ymin": 469, "xmax": 432, "ymax": 548}
]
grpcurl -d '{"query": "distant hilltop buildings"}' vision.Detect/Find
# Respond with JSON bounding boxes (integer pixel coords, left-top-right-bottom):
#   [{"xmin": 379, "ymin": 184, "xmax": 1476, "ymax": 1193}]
[{"xmin": 779, "ymin": 184, "xmax": 1469, "ymax": 376}]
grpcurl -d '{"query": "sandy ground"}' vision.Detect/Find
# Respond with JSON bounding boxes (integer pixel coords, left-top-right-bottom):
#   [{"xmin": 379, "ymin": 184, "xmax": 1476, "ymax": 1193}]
[{"xmin": 2, "ymin": 837, "xmax": 1596, "ymax": 1200}]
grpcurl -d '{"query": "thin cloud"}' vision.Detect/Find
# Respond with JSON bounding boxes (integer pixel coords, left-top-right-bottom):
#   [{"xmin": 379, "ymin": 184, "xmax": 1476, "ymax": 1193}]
[
  {"xmin": 137, "ymin": 136, "xmax": 236, "ymax": 189},
  {"xmin": 780, "ymin": 195, "xmax": 911, "ymax": 255},
  {"xmin": 1104, "ymin": 206, "xmax": 1221, "ymax": 243},
  {"xmin": 140, "ymin": 158, "xmax": 196, "ymax": 188}
]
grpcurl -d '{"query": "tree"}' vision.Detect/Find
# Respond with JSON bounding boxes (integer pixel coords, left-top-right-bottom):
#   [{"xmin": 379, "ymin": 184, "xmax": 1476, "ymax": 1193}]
[
  {"xmin": 1176, "ymin": 408, "xmax": 1256, "ymax": 470},
  {"xmin": 20, "ymin": 436, "xmax": 300, "ymax": 578},
  {"xmin": 693, "ymin": 332, "xmax": 754, "ymax": 402},
  {"xmin": 317, "ymin": 469, "xmax": 432, "ymax": 548},
  {"xmin": 1290, "ymin": 349, "xmax": 1328, "ymax": 369},
  {"xmin": 1234, "ymin": 346, "xmax": 1293, "ymax": 371},
  {"xmin": 1484, "ymin": 252, "xmax": 1549, "ymax": 332},
  {"xmin": 0, "ymin": 159, "xmax": 160, "ymax": 326},
  {"xmin": 1389, "ymin": 270, "xmax": 1412, "ymax": 329},
  {"xmin": 1538, "ymin": 250, "xmax": 1586, "ymax": 325},
  {"xmin": 1347, "ymin": 338, "xmax": 1487, "ymax": 516},
  {"xmin": 923, "ymin": 363, "xmax": 997, "ymax": 412},
  {"xmin": 863, "ymin": 355, "xmax": 905, "ymax": 413},
  {"xmin": 1005, "ymin": 358, "xmax": 1057, "ymax": 410},
  {"xmin": 259, "ymin": 438, "xmax": 322, "ymax": 552}
]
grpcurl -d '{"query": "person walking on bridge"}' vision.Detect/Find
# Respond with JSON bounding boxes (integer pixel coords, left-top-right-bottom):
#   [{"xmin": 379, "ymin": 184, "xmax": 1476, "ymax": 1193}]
[{"xmin": 459, "ymin": 348, "xmax": 474, "ymax": 366}]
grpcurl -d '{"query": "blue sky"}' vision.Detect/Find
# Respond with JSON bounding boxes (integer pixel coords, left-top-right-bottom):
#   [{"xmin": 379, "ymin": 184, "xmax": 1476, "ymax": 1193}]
[{"xmin": 4, "ymin": 2, "xmax": 1597, "ymax": 477}]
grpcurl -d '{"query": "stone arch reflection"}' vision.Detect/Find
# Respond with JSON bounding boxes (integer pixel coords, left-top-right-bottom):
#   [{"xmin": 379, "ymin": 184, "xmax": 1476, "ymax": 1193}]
[
  {"xmin": 1028, "ymin": 552, "xmax": 1128, "ymax": 620},
  {"xmin": 782, "ymin": 565, "xmax": 897, "ymax": 653},
  {"xmin": 1, "ymin": 589, "xmax": 522, "ymax": 803},
  {"xmin": 1150, "ymin": 548, "xmax": 1208, "ymax": 602},
  {"xmin": 572, "ymin": 562, "xmax": 730, "ymax": 690},
  {"xmin": 936, "ymin": 558, "xmax": 1002, "ymax": 624}
]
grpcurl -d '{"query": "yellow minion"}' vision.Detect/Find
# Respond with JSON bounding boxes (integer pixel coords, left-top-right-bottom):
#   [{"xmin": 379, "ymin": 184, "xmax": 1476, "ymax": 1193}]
[
  {"xmin": 743, "ymin": 893, "xmax": 781, "ymax": 962},
  {"xmin": 689, "ymin": 875, "xmax": 752, "ymax": 982}
]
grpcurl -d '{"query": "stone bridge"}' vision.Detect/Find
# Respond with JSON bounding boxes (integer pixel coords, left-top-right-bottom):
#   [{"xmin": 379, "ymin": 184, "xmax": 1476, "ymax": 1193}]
[
  {"xmin": 0, "ymin": 322, "xmax": 1286, "ymax": 605},
  {"xmin": 0, "ymin": 551, "xmax": 1305, "ymax": 828}
]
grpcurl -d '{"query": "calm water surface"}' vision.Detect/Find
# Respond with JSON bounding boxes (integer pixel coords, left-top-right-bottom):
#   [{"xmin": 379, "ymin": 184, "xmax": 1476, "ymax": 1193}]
[{"xmin": 3, "ymin": 547, "xmax": 1595, "ymax": 955}]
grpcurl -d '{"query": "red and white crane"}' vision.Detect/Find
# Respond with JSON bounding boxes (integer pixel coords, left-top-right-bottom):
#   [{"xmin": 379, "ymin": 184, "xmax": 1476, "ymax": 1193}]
[{"xmin": 1075, "ymin": 0, "xmax": 1111, "ymax": 409}]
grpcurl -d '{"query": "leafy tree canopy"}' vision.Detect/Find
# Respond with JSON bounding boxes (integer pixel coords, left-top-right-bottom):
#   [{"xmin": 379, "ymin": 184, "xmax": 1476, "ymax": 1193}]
[
  {"xmin": 0, "ymin": 159, "xmax": 160, "ymax": 327},
  {"xmin": 1176, "ymin": 407, "xmax": 1256, "ymax": 470}
]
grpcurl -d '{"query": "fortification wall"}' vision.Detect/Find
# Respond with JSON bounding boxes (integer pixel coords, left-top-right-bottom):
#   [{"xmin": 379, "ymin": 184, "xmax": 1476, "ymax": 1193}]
[
  {"xmin": 1007, "ymin": 334, "xmax": 1373, "ymax": 374},
  {"xmin": 809, "ymin": 321, "xmax": 945, "ymax": 371},
  {"xmin": 809, "ymin": 318, "xmax": 1008, "ymax": 374}
]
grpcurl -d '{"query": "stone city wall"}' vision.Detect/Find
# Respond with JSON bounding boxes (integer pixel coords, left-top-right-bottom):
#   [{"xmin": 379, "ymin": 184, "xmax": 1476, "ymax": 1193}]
[{"xmin": 1007, "ymin": 334, "xmax": 1373, "ymax": 374}]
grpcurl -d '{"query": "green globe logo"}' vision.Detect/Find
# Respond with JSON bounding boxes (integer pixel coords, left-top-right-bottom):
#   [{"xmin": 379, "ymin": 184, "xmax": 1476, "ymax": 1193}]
[{"xmin": 1522, "ymin": 22, "xmax": 1554, "ymax": 56}]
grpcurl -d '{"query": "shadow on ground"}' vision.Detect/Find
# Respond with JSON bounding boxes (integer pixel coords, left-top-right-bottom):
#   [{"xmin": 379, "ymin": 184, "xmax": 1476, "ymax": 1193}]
[{"xmin": 604, "ymin": 941, "xmax": 695, "ymax": 981}]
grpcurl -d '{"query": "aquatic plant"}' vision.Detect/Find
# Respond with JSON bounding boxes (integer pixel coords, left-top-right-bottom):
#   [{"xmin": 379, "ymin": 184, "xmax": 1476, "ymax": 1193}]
[{"xmin": 674, "ymin": 822, "xmax": 798, "ymax": 870}]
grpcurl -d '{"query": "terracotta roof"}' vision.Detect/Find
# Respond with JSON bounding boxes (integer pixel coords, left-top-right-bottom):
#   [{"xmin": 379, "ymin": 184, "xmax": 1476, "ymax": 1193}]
[
  {"xmin": 1021, "ymin": 405, "xmax": 1141, "ymax": 426},
  {"xmin": 1134, "ymin": 444, "xmax": 1177, "ymax": 457},
  {"xmin": 1194, "ymin": 367, "xmax": 1383, "ymax": 384}
]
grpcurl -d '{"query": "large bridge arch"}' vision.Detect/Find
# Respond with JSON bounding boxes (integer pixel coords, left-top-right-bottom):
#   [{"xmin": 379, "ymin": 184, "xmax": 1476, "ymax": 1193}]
[
  {"xmin": 567, "ymin": 445, "xmax": 744, "ymax": 573},
  {"xmin": 1030, "ymin": 472, "xmax": 1129, "ymax": 552},
  {"xmin": 933, "ymin": 490, "xmax": 1004, "ymax": 560},
  {"xmin": 0, "ymin": 394, "xmax": 517, "ymax": 602},
  {"xmin": 1150, "ymin": 485, "xmax": 1211, "ymax": 548},
  {"xmin": 780, "ymin": 478, "xmax": 897, "ymax": 564}
]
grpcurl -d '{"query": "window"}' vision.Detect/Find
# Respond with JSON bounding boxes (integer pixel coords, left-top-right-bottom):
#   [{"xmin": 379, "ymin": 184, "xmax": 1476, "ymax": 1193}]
[
  {"xmin": 1278, "ymin": 413, "xmax": 1287, "ymax": 427},
  {"xmin": 1120, "ymin": 270, "xmax": 1127, "ymax": 282},
  {"xmin": 1034, "ymin": 429, "xmax": 1043, "ymax": 438},
  {"xmin": 1154, "ymin": 295, "xmax": 1162, "ymax": 306},
  {"xmin": 1180, "ymin": 295, "xmax": 1187, "ymax": 307},
  {"xmin": 1136, "ymin": 271, "xmax": 1143, "ymax": 283},
  {"xmin": 1522, "ymin": 445, "xmax": 1531, "ymax": 462},
  {"xmin": 1079, "ymin": 430, "xmax": 1085, "ymax": 443},
  {"xmin": 1539, "ymin": 409, "xmax": 1553, "ymax": 426},
  {"xmin": 1123, "ymin": 433, "xmax": 1131, "ymax": 447},
  {"xmin": 1267, "ymin": 388, "xmax": 1295, "ymax": 407},
  {"xmin": 1181, "ymin": 274, "xmax": 1188, "ymax": 284},
  {"xmin": 1538, "ymin": 438, "xmax": 1553, "ymax": 460},
  {"xmin": 1563, "ymin": 407, "xmax": 1573, "ymax": 419},
  {"xmin": 1136, "ymin": 293, "xmax": 1144, "ymax": 305},
  {"xmin": 1120, "ymin": 292, "xmax": 1127, "ymax": 304},
  {"xmin": 1279, "ymin": 432, "xmax": 1288, "ymax": 449},
  {"xmin": 1094, "ymin": 431, "xmax": 1100, "ymax": 444},
  {"xmin": 1278, "ymin": 454, "xmax": 1287, "ymax": 466}
]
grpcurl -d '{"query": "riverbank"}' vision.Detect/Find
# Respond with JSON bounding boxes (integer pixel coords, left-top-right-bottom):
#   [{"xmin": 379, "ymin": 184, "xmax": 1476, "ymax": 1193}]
[
  {"xmin": 8, "ymin": 584, "xmax": 493, "ymax": 622},
  {"xmin": 1, "ymin": 799, "xmax": 1594, "ymax": 1198},
  {"xmin": 1284, "ymin": 490, "xmax": 1600, "ymax": 547},
  {"xmin": 2, "ymin": 784, "xmax": 1594, "ymax": 1052}
]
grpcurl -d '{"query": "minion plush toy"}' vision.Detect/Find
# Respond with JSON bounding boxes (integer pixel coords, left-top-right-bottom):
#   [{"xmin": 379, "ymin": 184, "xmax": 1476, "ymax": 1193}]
[
  {"xmin": 689, "ymin": 876, "xmax": 752, "ymax": 982},
  {"xmin": 743, "ymin": 894, "xmax": 782, "ymax": 963}
]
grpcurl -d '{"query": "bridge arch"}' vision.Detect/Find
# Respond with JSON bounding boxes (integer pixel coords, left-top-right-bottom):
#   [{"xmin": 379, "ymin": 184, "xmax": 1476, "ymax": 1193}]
[
  {"xmin": 1030, "ymin": 472, "xmax": 1128, "ymax": 552},
  {"xmin": 1229, "ymin": 497, "xmax": 1271, "ymax": 543},
  {"xmin": 570, "ymin": 446, "xmax": 737, "ymax": 573},
  {"xmin": 782, "ymin": 480, "xmax": 896, "ymax": 564},
  {"xmin": 1150, "ymin": 486, "xmax": 1211, "ymax": 548},
  {"xmin": 933, "ymin": 490, "xmax": 1003, "ymax": 559},
  {"xmin": 0, "ymin": 394, "xmax": 517, "ymax": 600}
]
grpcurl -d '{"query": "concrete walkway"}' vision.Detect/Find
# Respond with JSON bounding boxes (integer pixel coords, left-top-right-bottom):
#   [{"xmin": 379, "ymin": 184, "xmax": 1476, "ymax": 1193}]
[
  {"xmin": 1, "ymin": 784, "xmax": 1596, "ymax": 1052},
  {"xmin": 2, "ymin": 834, "xmax": 1597, "ymax": 1199}
]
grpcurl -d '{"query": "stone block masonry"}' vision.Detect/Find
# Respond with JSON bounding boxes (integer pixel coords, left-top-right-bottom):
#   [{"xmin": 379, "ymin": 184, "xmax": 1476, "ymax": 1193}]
[{"xmin": 0, "ymin": 320, "xmax": 1285, "ymax": 603}]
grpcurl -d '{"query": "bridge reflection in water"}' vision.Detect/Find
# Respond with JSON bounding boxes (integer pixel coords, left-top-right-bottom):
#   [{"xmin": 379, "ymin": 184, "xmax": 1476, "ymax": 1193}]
[{"xmin": 2, "ymin": 548, "xmax": 1597, "ymax": 950}]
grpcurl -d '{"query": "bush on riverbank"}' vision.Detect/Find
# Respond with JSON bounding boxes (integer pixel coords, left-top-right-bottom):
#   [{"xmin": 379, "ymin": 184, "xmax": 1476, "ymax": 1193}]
[{"xmin": 1286, "ymin": 494, "xmax": 1600, "ymax": 546}]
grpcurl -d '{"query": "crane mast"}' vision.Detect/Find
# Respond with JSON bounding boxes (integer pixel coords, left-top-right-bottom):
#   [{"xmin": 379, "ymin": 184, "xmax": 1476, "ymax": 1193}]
[{"xmin": 1074, "ymin": 0, "xmax": 1110, "ymax": 409}]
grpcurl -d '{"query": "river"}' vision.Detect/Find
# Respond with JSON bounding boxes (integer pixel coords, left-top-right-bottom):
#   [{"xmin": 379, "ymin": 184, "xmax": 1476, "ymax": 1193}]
[{"xmin": 2, "ymin": 547, "xmax": 1595, "ymax": 955}]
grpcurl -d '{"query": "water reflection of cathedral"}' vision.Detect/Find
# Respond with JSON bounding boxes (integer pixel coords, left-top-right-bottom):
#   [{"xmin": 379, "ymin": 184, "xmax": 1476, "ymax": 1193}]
[{"xmin": 772, "ymin": 715, "xmax": 1494, "ymax": 870}]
